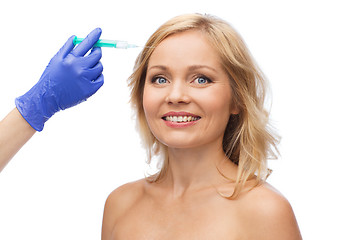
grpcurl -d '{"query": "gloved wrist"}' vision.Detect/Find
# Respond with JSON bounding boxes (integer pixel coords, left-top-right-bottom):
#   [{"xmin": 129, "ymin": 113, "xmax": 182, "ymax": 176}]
[{"xmin": 15, "ymin": 83, "xmax": 51, "ymax": 132}]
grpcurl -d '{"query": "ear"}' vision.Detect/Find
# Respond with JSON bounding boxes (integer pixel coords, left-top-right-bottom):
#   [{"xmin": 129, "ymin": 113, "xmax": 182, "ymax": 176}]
[{"xmin": 230, "ymin": 104, "xmax": 240, "ymax": 115}]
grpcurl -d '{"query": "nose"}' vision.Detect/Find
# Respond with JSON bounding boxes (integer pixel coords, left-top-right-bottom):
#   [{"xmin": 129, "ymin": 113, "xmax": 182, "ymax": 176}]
[{"xmin": 165, "ymin": 80, "xmax": 190, "ymax": 105}]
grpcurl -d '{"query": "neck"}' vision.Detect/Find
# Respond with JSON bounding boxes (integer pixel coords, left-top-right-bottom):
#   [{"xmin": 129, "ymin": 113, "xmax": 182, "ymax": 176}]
[{"xmin": 162, "ymin": 142, "xmax": 238, "ymax": 198}]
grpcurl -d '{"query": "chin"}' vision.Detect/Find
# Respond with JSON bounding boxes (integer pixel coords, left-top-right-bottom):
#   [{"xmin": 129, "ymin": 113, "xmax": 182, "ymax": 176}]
[{"xmin": 158, "ymin": 137, "xmax": 199, "ymax": 149}]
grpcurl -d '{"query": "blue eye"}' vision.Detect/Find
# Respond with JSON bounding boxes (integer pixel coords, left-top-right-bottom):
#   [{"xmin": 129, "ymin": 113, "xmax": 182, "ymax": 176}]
[
  {"xmin": 195, "ymin": 76, "xmax": 212, "ymax": 84},
  {"xmin": 152, "ymin": 77, "xmax": 167, "ymax": 84}
]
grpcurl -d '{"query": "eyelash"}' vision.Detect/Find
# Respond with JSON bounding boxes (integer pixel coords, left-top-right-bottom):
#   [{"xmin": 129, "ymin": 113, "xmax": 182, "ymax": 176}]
[
  {"xmin": 150, "ymin": 75, "xmax": 213, "ymax": 85},
  {"xmin": 193, "ymin": 75, "xmax": 213, "ymax": 84},
  {"xmin": 151, "ymin": 76, "xmax": 168, "ymax": 84}
]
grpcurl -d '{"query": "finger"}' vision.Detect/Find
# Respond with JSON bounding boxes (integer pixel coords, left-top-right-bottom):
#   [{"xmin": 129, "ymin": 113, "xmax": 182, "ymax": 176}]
[
  {"xmin": 85, "ymin": 61, "xmax": 104, "ymax": 81},
  {"xmin": 89, "ymin": 74, "xmax": 104, "ymax": 95},
  {"xmin": 57, "ymin": 35, "xmax": 76, "ymax": 58},
  {"xmin": 94, "ymin": 74, "xmax": 104, "ymax": 85},
  {"xmin": 71, "ymin": 28, "xmax": 102, "ymax": 57},
  {"xmin": 85, "ymin": 47, "xmax": 102, "ymax": 68}
]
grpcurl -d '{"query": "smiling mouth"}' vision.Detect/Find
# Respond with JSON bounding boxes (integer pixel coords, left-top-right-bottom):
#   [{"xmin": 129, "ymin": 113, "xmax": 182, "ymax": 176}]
[{"xmin": 162, "ymin": 115, "xmax": 201, "ymax": 123}]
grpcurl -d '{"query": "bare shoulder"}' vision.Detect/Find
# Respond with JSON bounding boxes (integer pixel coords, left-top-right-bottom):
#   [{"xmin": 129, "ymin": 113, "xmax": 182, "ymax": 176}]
[
  {"xmin": 235, "ymin": 182, "xmax": 302, "ymax": 240},
  {"xmin": 106, "ymin": 179, "xmax": 145, "ymax": 209},
  {"xmin": 242, "ymin": 182, "xmax": 293, "ymax": 215},
  {"xmin": 101, "ymin": 179, "xmax": 147, "ymax": 240}
]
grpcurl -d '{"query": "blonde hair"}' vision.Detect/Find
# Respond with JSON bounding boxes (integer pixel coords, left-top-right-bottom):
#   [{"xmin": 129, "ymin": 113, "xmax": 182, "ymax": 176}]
[{"xmin": 128, "ymin": 13, "xmax": 279, "ymax": 198}]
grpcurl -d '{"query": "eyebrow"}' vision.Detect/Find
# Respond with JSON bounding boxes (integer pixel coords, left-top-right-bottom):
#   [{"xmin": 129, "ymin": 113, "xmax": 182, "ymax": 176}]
[
  {"xmin": 148, "ymin": 64, "xmax": 218, "ymax": 73},
  {"xmin": 188, "ymin": 65, "xmax": 218, "ymax": 73}
]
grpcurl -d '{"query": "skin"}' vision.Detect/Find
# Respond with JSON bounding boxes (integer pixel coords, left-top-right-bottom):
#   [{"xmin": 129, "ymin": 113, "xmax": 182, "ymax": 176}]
[
  {"xmin": 0, "ymin": 108, "xmax": 36, "ymax": 172},
  {"xmin": 101, "ymin": 30, "xmax": 302, "ymax": 240}
]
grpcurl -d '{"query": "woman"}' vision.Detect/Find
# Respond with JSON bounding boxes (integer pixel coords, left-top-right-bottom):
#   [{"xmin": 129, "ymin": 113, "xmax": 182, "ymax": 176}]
[{"xmin": 102, "ymin": 14, "xmax": 302, "ymax": 239}]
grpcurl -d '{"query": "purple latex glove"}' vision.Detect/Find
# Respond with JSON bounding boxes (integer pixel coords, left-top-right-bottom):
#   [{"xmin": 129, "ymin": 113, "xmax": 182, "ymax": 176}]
[{"xmin": 15, "ymin": 28, "xmax": 104, "ymax": 131}]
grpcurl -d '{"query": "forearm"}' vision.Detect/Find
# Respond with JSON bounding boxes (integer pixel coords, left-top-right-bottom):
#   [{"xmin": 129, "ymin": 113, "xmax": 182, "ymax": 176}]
[{"xmin": 0, "ymin": 108, "xmax": 36, "ymax": 172}]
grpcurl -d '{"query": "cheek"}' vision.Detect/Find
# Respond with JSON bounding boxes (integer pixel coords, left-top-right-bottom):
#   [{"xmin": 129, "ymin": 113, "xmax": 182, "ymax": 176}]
[
  {"xmin": 142, "ymin": 85, "xmax": 153, "ymax": 109},
  {"xmin": 142, "ymin": 86, "xmax": 161, "ymax": 120},
  {"xmin": 142, "ymin": 88, "xmax": 150, "ymax": 115},
  {"xmin": 198, "ymin": 88, "xmax": 232, "ymax": 116}
]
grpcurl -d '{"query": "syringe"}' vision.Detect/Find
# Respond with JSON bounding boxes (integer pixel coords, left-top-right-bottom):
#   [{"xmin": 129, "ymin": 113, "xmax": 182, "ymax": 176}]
[{"xmin": 73, "ymin": 37, "xmax": 139, "ymax": 49}]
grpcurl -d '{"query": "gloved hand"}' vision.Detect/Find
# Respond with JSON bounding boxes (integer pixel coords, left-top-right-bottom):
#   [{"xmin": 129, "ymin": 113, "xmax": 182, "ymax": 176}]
[{"xmin": 15, "ymin": 28, "xmax": 104, "ymax": 132}]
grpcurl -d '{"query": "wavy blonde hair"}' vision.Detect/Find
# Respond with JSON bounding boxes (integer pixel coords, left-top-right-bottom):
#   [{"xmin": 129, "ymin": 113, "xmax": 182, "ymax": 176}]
[{"xmin": 128, "ymin": 13, "xmax": 279, "ymax": 198}]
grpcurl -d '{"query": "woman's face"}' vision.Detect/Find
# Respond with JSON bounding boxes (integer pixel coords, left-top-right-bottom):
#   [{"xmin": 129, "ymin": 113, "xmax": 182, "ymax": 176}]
[{"xmin": 143, "ymin": 30, "xmax": 238, "ymax": 150}]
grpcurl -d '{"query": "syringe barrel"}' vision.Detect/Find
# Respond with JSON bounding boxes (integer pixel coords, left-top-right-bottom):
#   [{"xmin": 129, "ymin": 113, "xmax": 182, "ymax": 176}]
[
  {"xmin": 115, "ymin": 41, "xmax": 129, "ymax": 49},
  {"xmin": 73, "ymin": 37, "xmax": 137, "ymax": 49},
  {"xmin": 73, "ymin": 37, "xmax": 118, "ymax": 48}
]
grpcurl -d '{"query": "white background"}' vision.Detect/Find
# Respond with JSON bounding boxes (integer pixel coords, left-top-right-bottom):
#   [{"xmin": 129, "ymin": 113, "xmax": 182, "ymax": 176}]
[{"xmin": 0, "ymin": 0, "xmax": 349, "ymax": 239}]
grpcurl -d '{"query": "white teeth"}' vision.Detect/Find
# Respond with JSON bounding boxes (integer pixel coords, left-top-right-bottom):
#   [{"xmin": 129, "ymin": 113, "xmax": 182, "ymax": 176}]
[{"xmin": 164, "ymin": 116, "xmax": 200, "ymax": 122}]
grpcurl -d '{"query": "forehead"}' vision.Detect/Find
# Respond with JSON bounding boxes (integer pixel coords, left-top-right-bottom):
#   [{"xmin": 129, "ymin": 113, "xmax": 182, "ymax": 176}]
[{"xmin": 148, "ymin": 30, "xmax": 222, "ymax": 70}]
